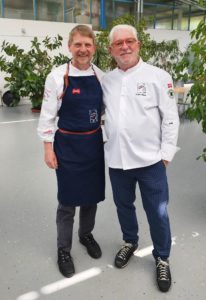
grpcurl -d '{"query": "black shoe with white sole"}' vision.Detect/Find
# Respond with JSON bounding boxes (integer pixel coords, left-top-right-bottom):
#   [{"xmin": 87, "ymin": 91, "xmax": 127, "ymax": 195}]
[
  {"xmin": 114, "ymin": 243, "xmax": 138, "ymax": 268},
  {"xmin": 156, "ymin": 257, "xmax": 171, "ymax": 292}
]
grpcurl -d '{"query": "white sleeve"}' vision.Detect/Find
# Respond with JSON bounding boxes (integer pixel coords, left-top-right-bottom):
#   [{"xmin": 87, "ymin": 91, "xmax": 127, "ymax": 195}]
[
  {"xmin": 158, "ymin": 72, "xmax": 180, "ymax": 161},
  {"xmin": 37, "ymin": 73, "xmax": 58, "ymax": 142},
  {"xmin": 92, "ymin": 64, "xmax": 105, "ymax": 85}
]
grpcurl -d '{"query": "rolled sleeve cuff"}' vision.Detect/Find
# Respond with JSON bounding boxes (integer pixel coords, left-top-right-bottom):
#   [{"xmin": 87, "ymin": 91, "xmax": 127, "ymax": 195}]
[
  {"xmin": 41, "ymin": 136, "xmax": 54, "ymax": 143},
  {"xmin": 161, "ymin": 143, "xmax": 180, "ymax": 161},
  {"xmin": 37, "ymin": 128, "xmax": 55, "ymax": 143}
]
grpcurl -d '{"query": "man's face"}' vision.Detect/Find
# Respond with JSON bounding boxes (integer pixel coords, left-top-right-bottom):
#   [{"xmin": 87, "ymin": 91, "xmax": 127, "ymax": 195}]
[
  {"xmin": 109, "ymin": 29, "xmax": 140, "ymax": 71},
  {"xmin": 69, "ymin": 33, "xmax": 96, "ymax": 69}
]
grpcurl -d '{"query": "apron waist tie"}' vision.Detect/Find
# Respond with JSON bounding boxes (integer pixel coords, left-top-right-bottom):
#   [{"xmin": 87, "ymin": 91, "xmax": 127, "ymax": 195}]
[{"xmin": 58, "ymin": 126, "xmax": 100, "ymax": 135}]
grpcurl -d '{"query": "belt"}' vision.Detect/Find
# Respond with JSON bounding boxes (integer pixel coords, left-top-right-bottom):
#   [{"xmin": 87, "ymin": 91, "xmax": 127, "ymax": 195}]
[{"xmin": 58, "ymin": 126, "xmax": 100, "ymax": 135}]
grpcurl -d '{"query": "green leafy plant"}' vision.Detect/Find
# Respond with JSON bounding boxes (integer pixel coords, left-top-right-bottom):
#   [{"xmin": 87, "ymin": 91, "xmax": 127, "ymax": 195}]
[
  {"xmin": 198, "ymin": 0, "xmax": 206, "ymax": 7},
  {"xmin": 197, "ymin": 148, "xmax": 206, "ymax": 162},
  {"xmin": 175, "ymin": 20, "xmax": 206, "ymax": 161},
  {"xmin": 149, "ymin": 39, "xmax": 183, "ymax": 82},
  {"xmin": 94, "ymin": 15, "xmax": 183, "ymax": 80},
  {"xmin": 0, "ymin": 35, "xmax": 68, "ymax": 108},
  {"xmin": 22, "ymin": 35, "xmax": 68, "ymax": 109},
  {"xmin": 0, "ymin": 42, "xmax": 26, "ymax": 106}
]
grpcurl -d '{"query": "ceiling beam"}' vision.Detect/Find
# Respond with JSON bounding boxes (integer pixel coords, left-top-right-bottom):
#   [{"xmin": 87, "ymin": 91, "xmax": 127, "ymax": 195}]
[{"xmin": 176, "ymin": 0, "xmax": 206, "ymax": 10}]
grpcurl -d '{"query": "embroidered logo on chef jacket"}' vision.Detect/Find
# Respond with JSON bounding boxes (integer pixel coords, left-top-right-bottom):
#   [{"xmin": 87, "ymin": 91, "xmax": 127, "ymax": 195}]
[
  {"xmin": 167, "ymin": 82, "xmax": 175, "ymax": 99},
  {"xmin": 89, "ymin": 109, "xmax": 98, "ymax": 123},
  {"xmin": 168, "ymin": 89, "xmax": 175, "ymax": 99},
  {"xmin": 136, "ymin": 83, "xmax": 147, "ymax": 96}
]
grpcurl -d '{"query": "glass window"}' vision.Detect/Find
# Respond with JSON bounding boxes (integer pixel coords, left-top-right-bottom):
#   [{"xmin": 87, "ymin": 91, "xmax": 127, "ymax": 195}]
[
  {"xmin": 153, "ymin": 6, "xmax": 173, "ymax": 30},
  {"xmin": 91, "ymin": 0, "xmax": 100, "ymax": 30},
  {"xmin": 171, "ymin": 5, "xmax": 189, "ymax": 30},
  {"xmin": 4, "ymin": 0, "xmax": 33, "ymax": 20},
  {"xmin": 65, "ymin": 0, "xmax": 91, "ymax": 25},
  {"xmin": 190, "ymin": 6, "xmax": 205, "ymax": 30},
  {"xmin": 155, "ymin": 18, "xmax": 172, "ymax": 30},
  {"xmin": 190, "ymin": 15, "xmax": 205, "ymax": 30},
  {"xmin": 143, "ymin": 2, "xmax": 174, "ymax": 30},
  {"xmin": 65, "ymin": 0, "xmax": 76, "ymax": 23},
  {"xmin": 143, "ymin": 3, "xmax": 157, "ymax": 29},
  {"xmin": 105, "ymin": 1, "xmax": 113, "ymax": 27},
  {"xmin": 113, "ymin": 1, "xmax": 134, "ymax": 19},
  {"xmin": 145, "ymin": 1, "xmax": 206, "ymax": 31},
  {"xmin": 105, "ymin": 0, "xmax": 134, "ymax": 28},
  {"xmin": 36, "ymin": 0, "xmax": 64, "ymax": 22}
]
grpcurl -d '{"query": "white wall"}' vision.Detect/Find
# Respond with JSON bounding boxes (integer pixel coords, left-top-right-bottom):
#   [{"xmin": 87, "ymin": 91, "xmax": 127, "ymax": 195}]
[
  {"xmin": 0, "ymin": 18, "xmax": 77, "ymax": 99},
  {"xmin": 0, "ymin": 18, "xmax": 192, "ymax": 98},
  {"xmin": 147, "ymin": 28, "xmax": 191, "ymax": 52},
  {"xmin": 0, "ymin": 18, "xmax": 77, "ymax": 51}
]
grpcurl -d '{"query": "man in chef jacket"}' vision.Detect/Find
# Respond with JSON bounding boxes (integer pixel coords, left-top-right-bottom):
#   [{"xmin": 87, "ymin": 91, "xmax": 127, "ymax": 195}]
[{"xmin": 102, "ymin": 24, "xmax": 180, "ymax": 293}]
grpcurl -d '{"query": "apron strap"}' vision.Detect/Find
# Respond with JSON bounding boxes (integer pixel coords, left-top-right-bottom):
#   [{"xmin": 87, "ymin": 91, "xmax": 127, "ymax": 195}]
[
  {"xmin": 58, "ymin": 62, "xmax": 70, "ymax": 100},
  {"xmin": 58, "ymin": 62, "xmax": 100, "ymax": 101}
]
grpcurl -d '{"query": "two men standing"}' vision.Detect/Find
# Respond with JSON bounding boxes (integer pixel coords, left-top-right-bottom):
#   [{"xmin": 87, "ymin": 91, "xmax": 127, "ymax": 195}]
[{"xmin": 38, "ymin": 24, "xmax": 179, "ymax": 293}]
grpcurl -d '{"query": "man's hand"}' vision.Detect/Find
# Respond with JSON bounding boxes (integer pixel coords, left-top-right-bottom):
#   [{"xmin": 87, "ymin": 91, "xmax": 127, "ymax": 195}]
[
  {"xmin": 44, "ymin": 142, "xmax": 58, "ymax": 169},
  {"xmin": 162, "ymin": 160, "xmax": 169, "ymax": 167}
]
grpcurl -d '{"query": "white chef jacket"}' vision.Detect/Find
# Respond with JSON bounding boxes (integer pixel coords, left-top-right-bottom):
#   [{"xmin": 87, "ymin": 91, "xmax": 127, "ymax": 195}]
[
  {"xmin": 102, "ymin": 58, "xmax": 180, "ymax": 170},
  {"xmin": 37, "ymin": 62, "xmax": 104, "ymax": 142}
]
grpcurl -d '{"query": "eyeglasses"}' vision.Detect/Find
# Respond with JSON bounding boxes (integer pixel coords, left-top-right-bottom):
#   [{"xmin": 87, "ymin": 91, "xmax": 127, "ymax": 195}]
[{"xmin": 111, "ymin": 38, "xmax": 137, "ymax": 49}]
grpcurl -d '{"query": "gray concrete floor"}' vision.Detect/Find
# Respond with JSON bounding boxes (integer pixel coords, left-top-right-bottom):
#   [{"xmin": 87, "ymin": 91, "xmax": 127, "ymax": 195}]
[{"xmin": 0, "ymin": 104, "xmax": 206, "ymax": 300}]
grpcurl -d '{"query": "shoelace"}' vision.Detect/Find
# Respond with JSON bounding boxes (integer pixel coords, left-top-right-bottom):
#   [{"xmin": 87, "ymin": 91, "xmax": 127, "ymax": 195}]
[
  {"xmin": 84, "ymin": 235, "xmax": 96, "ymax": 245},
  {"xmin": 118, "ymin": 244, "xmax": 134, "ymax": 260},
  {"xmin": 156, "ymin": 258, "xmax": 169, "ymax": 281},
  {"xmin": 60, "ymin": 251, "xmax": 71, "ymax": 263}
]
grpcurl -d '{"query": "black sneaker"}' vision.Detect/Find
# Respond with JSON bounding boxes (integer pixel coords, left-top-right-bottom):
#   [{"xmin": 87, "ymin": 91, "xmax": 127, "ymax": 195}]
[
  {"xmin": 58, "ymin": 248, "xmax": 75, "ymax": 278},
  {"xmin": 114, "ymin": 243, "xmax": 138, "ymax": 268},
  {"xmin": 156, "ymin": 257, "xmax": 171, "ymax": 292},
  {"xmin": 79, "ymin": 233, "xmax": 102, "ymax": 259}
]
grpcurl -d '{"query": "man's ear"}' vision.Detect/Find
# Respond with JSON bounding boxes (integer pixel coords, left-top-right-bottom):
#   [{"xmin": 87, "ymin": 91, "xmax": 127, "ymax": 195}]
[{"xmin": 108, "ymin": 45, "xmax": 112, "ymax": 55}]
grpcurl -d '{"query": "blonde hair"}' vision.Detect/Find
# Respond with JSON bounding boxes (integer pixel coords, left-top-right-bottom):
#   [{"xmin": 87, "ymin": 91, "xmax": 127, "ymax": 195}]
[
  {"xmin": 69, "ymin": 25, "xmax": 96, "ymax": 45},
  {"xmin": 109, "ymin": 24, "xmax": 138, "ymax": 44}
]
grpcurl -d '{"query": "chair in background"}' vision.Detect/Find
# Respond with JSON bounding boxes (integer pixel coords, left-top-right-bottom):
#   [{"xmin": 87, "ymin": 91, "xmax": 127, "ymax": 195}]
[
  {"xmin": 174, "ymin": 83, "xmax": 193, "ymax": 116},
  {"xmin": 182, "ymin": 83, "xmax": 193, "ymax": 105}
]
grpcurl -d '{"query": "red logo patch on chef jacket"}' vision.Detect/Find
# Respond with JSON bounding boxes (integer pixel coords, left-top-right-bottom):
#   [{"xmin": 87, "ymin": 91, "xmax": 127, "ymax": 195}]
[
  {"xmin": 167, "ymin": 83, "xmax": 173, "ymax": 88},
  {"xmin": 72, "ymin": 88, "xmax": 80, "ymax": 94}
]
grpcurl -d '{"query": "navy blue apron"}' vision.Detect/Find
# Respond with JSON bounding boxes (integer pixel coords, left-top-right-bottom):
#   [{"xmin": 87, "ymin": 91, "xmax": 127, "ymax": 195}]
[{"xmin": 53, "ymin": 67, "xmax": 105, "ymax": 206}]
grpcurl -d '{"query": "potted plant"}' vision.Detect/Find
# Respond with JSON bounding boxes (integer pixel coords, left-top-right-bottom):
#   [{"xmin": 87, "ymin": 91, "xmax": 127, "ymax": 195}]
[
  {"xmin": 0, "ymin": 35, "xmax": 68, "ymax": 110},
  {"xmin": 22, "ymin": 35, "xmax": 68, "ymax": 111},
  {"xmin": 0, "ymin": 41, "xmax": 26, "ymax": 106}
]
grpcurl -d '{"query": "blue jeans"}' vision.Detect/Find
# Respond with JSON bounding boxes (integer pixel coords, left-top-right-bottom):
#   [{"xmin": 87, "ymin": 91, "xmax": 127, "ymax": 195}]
[{"xmin": 109, "ymin": 161, "xmax": 171, "ymax": 259}]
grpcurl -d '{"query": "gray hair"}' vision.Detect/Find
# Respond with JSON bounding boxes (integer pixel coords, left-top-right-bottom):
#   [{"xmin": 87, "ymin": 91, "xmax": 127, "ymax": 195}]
[{"xmin": 109, "ymin": 24, "xmax": 138, "ymax": 45}]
